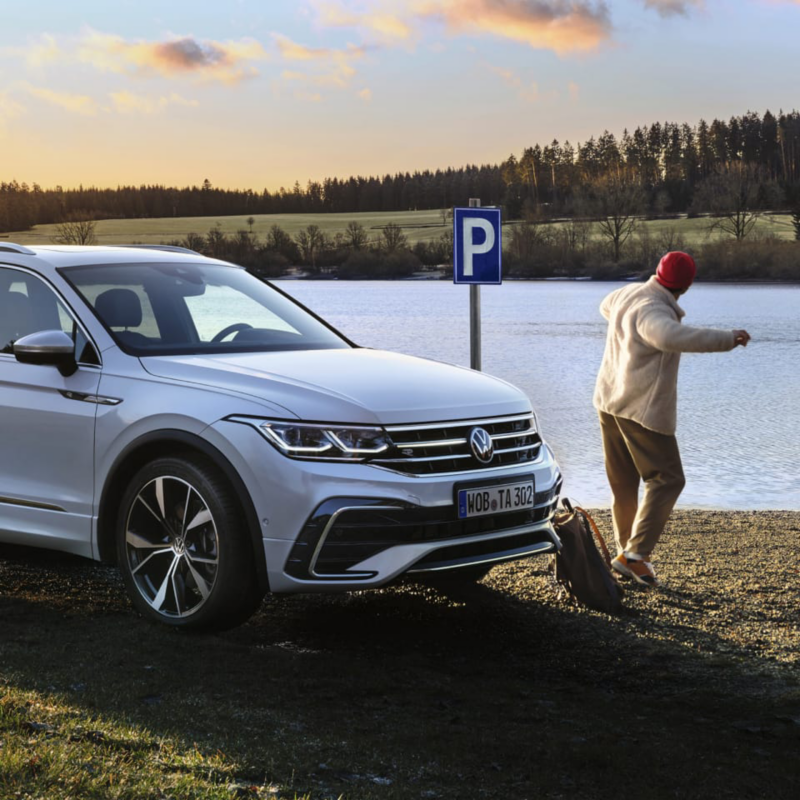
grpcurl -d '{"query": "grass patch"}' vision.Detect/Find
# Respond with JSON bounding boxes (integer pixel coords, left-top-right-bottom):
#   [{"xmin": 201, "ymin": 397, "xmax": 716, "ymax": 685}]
[
  {"xmin": 1, "ymin": 511, "xmax": 799, "ymax": 798},
  {"xmin": 4, "ymin": 210, "xmax": 796, "ymax": 250},
  {"xmin": 0, "ymin": 684, "xmax": 286, "ymax": 799},
  {"xmin": 5, "ymin": 210, "xmax": 450, "ymax": 248}
]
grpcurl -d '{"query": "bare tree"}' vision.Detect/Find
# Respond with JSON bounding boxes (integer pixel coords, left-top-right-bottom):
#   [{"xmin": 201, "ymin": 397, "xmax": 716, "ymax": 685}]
[
  {"xmin": 344, "ymin": 221, "xmax": 369, "ymax": 250},
  {"xmin": 379, "ymin": 223, "xmax": 408, "ymax": 254},
  {"xmin": 693, "ymin": 163, "xmax": 782, "ymax": 241},
  {"xmin": 180, "ymin": 232, "xmax": 206, "ymax": 253},
  {"xmin": 656, "ymin": 226, "xmax": 687, "ymax": 254},
  {"xmin": 53, "ymin": 211, "xmax": 97, "ymax": 245},
  {"xmin": 247, "ymin": 216, "xmax": 255, "ymax": 234},
  {"xmin": 578, "ymin": 172, "xmax": 647, "ymax": 262},
  {"xmin": 231, "ymin": 229, "xmax": 257, "ymax": 264},
  {"xmin": 295, "ymin": 224, "xmax": 326, "ymax": 271},
  {"xmin": 561, "ymin": 218, "xmax": 592, "ymax": 253},
  {"xmin": 267, "ymin": 224, "xmax": 300, "ymax": 263},
  {"xmin": 437, "ymin": 228, "xmax": 453, "ymax": 266},
  {"xmin": 205, "ymin": 223, "xmax": 227, "ymax": 258},
  {"xmin": 508, "ymin": 220, "xmax": 550, "ymax": 262}
]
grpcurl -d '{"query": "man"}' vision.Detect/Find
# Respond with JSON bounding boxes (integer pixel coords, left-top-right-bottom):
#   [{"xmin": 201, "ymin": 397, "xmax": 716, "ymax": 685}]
[{"xmin": 593, "ymin": 251, "xmax": 750, "ymax": 587}]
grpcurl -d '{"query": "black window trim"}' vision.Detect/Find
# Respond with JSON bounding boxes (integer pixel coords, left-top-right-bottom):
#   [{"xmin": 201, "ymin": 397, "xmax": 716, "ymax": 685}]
[{"xmin": 0, "ymin": 262, "xmax": 102, "ymax": 369}]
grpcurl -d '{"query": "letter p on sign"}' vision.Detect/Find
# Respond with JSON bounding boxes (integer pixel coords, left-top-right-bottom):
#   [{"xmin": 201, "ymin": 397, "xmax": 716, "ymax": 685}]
[
  {"xmin": 453, "ymin": 208, "xmax": 502, "ymax": 285},
  {"xmin": 463, "ymin": 218, "xmax": 495, "ymax": 277}
]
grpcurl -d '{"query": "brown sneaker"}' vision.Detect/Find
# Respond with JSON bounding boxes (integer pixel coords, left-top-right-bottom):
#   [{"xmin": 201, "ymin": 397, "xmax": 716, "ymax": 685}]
[{"xmin": 611, "ymin": 553, "xmax": 659, "ymax": 587}]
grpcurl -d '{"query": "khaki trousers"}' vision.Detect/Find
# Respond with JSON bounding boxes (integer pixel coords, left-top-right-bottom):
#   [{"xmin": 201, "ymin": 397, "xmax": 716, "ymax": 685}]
[{"xmin": 598, "ymin": 411, "xmax": 686, "ymax": 559}]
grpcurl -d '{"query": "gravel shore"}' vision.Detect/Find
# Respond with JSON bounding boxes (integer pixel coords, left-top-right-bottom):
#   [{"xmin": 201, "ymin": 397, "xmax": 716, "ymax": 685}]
[
  {"xmin": 499, "ymin": 508, "xmax": 800, "ymax": 671},
  {"xmin": 1, "ymin": 509, "xmax": 798, "ymax": 799}
]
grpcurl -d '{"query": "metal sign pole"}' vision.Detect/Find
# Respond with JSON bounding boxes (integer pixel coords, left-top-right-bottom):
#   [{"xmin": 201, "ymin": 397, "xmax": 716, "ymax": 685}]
[{"xmin": 469, "ymin": 197, "xmax": 481, "ymax": 371}]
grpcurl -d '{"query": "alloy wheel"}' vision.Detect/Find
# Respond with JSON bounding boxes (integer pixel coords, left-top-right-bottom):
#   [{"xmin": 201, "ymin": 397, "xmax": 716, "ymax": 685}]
[{"xmin": 124, "ymin": 475, "xmax": 219, "ymax": 618}]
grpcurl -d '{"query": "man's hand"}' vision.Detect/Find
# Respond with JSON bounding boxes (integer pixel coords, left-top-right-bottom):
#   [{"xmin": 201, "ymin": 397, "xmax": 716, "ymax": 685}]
[{"xmin": 733, "ymin": 329, "xmax": 751, "ymax": 347}]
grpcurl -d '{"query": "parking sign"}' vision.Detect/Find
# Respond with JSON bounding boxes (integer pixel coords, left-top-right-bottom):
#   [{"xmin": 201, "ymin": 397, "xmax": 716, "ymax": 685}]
[{"xmin": 453, "ymin": 207, "xmax": 502, "ymax": 285}]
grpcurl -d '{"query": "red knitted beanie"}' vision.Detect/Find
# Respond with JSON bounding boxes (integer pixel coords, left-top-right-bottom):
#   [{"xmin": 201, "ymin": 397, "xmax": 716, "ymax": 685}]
[{"xmin": 656, "ymin": 251, "xmax": 696, "ymax": 290}]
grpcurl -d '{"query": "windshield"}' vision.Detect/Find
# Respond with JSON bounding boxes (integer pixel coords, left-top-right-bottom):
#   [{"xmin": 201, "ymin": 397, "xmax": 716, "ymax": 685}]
[{"xmin": 61, "ymin": 262, "xmax": 351, "ymax": 356}]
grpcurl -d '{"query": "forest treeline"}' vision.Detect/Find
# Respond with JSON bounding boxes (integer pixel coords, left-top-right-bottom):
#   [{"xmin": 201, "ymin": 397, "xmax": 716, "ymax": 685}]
[{"xmin": 3, "ymin": 109, "xmax": 800, "ymax": 233}]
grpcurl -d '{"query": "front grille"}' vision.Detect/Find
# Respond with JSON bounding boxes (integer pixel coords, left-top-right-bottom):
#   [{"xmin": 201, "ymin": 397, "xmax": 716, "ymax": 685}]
[
  {"xmin": 285, "ymin": 479, "xmax": 561, "ymax": 580},
  {"xmin": 371, "ymin": 413, "xmax": 542, "ymax": 476}
]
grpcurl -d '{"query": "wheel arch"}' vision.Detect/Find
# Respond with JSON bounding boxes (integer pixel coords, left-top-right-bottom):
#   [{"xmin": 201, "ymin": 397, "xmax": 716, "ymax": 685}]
[{"xmin": 96, "ymin": 429, "xmax": 269, "ymax": 592}]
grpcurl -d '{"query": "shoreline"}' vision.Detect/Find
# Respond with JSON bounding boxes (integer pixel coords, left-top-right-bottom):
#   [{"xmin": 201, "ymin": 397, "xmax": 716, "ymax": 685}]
[{"xmin": 274, "ymin": 273, "xmax": 800, "ymax": 284}]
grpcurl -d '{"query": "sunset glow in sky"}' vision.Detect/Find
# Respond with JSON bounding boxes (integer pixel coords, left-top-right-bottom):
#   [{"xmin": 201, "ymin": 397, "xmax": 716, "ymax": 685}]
[{"xmin": 1, "ymin": 0, "xmax": 798, "ymax": 191}]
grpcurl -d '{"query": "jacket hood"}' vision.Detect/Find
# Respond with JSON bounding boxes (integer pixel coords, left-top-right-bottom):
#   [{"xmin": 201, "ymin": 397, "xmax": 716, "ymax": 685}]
[{"xmin": 647, "ymin": 275, "xmax": 686, "ymax": 319}]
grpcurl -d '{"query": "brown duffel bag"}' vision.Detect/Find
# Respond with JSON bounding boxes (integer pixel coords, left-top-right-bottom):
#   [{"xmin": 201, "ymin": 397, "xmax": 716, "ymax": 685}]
[{"xmin": 550, "ymin": 499, "xmax": 624, "ymax": 614}]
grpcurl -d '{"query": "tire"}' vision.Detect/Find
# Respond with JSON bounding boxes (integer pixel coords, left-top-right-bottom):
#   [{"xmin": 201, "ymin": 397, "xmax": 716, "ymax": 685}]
[{"xmin": 116, "ymin": 455, "xmax": 264, "ymax": 631}]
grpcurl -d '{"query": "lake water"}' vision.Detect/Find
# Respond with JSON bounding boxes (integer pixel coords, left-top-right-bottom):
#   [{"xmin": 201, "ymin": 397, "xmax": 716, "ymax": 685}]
[{"xmin": 278, "ymin": 280, "xmax": 800, "ymax": 510}]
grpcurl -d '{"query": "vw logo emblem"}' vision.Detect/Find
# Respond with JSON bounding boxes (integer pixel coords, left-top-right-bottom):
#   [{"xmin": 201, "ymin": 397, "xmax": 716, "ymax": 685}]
[{"xmin": 469, "ymin": 427, "xmax": 494, "ymax": 464}]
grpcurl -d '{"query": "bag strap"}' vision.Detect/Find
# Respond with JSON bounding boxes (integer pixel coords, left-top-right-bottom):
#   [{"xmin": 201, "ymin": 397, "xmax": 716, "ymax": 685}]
[{"xmin": 574, "ymin": 506, "xmax": 613, "ymax": 569}]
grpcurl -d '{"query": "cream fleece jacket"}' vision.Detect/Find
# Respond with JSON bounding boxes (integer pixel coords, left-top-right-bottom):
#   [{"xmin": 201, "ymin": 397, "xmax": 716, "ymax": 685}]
[{"xmin": 593, "ymin": 276, "xmax": 736, "ymax": 435}]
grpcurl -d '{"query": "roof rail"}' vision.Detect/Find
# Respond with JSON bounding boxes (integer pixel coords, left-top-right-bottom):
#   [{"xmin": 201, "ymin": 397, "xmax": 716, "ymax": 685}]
[
  {"xmin": 119, "ymin": 244, "xmax": 199, "ymax": 255},
  {"xmin": 0, "ymin": 243, "xmax": 36, "ymax": 255}
]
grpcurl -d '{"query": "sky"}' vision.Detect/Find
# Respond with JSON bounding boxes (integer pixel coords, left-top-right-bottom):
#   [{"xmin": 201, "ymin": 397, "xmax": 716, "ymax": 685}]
[{"xmin": 0, "ymin": 0, "xmax": 799, "ymax": 192}]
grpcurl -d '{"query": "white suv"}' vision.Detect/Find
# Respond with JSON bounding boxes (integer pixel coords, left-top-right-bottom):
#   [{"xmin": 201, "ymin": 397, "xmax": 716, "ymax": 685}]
[{"xmin": 0, "ymin": 243, "xmax": 562, "ymax": 629}]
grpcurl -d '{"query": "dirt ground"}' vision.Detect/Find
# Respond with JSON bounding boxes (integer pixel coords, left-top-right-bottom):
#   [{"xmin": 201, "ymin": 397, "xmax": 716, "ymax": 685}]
[{"xmin": 1, "ymin": 509, "xmax": 799, "ymax": 799}]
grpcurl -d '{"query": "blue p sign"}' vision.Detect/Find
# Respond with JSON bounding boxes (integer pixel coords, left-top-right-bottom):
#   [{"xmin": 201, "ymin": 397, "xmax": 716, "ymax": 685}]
[{"xmin": 453, "ymin": 207, "xmax": 502, "ymax": 285}]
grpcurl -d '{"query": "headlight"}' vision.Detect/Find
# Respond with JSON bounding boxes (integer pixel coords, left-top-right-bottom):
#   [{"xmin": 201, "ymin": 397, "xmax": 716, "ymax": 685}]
[{"xmin": 260, "ymin": 421, "xmax": 392, "ymax": 460}]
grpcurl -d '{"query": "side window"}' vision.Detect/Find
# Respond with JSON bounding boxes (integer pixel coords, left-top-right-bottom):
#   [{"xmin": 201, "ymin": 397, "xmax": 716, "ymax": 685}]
[
  {"xmin": 0, "ymin": 267, "xmax": 99, "ymax": 364},
  {"xmin": 0, "ymin": 271, "xmax": 34, "ymax": 353}
]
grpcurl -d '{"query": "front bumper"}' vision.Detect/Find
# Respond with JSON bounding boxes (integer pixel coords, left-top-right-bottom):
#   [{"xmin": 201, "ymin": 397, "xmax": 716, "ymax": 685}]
[
  {"xmin": 285, "ymin": 478, "xmax": 562, "ymax": 581},
  {"xmin": 208, "ymin": 419, "xmax": 562, "ymax": 593}
]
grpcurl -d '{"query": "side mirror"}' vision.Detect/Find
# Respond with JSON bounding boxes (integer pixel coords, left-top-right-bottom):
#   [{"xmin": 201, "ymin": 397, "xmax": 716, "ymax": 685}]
[{"xmin": 13, "ymin": 330, "xmax": 78, "ymax": 377}]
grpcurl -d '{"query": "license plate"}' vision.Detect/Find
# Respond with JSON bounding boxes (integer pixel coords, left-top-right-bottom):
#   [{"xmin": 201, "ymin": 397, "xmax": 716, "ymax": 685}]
[{"xmin": 457, "ymin": 480, "xmax": 534, "ymax": 519}]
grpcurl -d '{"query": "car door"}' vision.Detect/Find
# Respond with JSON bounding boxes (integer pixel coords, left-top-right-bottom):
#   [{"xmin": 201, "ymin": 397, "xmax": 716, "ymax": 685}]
[{"xmin": 0, "ymin": 266, "xmax": 101, "ymax": 556}]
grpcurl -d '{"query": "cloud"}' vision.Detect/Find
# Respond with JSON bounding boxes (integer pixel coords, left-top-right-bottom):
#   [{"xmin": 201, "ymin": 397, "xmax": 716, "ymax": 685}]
[
  {"xmin": 25, "ymin": 85, "xmax": 99, "ymax": 115},
  {"xmin": 77, "ymin": 29, "xmax": 268, "ymax": 83},
  {"xmin": 25, "ymin": 34, "xmax": 62, "ymax": 67},
  {"xmin": 0, "ymin": 91, "xmax": 25, "ymax": 119},
  {"xmin": 109, "ymin": 90, "xmax": 199, "ymax": 115},
  {"xmin": 0, "ymin": 33, "xmax": 62, "ymax": 68},
  {"xmin": 274, "ymin": 34, "xmax": 365, "ymax": 92},
  {"xmin": 294, "ymin": 91, "xmax": 324, "ymax": 102},
  {"xmin": 312, "ymin": 1, "xmax": 611, "ymax": 54},
  {"xmin": 281, "ymin": 68, "xmax": 355, "ymax": 89},
  {"xmin": 568, "ymin": 80, "xmax": 580, "ymax": 100},
  {"xmin": 0, "ymin": 92, "xmax": 25, "ymax": 139},
  {"xmin": 358, "ymin": 87, "xmax": 373, "ymax": 101},
  {"xmin": 273, "ymin": 34, "xmax": 365, "ymax": 64},
  {"xmin": 486, "ymin": 64, "xmax": 541, "ymax": 102},
  {"xmin": 641, "ymin": 0, "xmax": 704, "ymax": 15},
  {"xmin": 311, "ymin": 1, "xmax": 414, "ymax": 44},
  {"xmin": 273, "ymin": 35, "xmax": 335, "ymax": 62},
  {"xmin": 415, "ymin": 0, "xmax": 612, "ymax": 54}
]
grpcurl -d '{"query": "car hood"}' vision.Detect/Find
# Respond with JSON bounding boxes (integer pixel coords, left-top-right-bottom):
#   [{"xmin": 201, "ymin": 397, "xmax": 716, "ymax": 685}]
[{"xmin": 141, "ymin": 348, "xmax": 530, "ymax": 425}]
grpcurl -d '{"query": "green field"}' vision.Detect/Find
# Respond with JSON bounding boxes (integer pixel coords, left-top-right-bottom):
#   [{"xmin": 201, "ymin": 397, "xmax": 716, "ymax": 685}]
[
  {"xmin": 3, "ymin": 210, "xmax": 796, "ymax": 249},
  {"xmin": 4, "ymin": 209, "xmax": 450, "ymax": 247}
]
